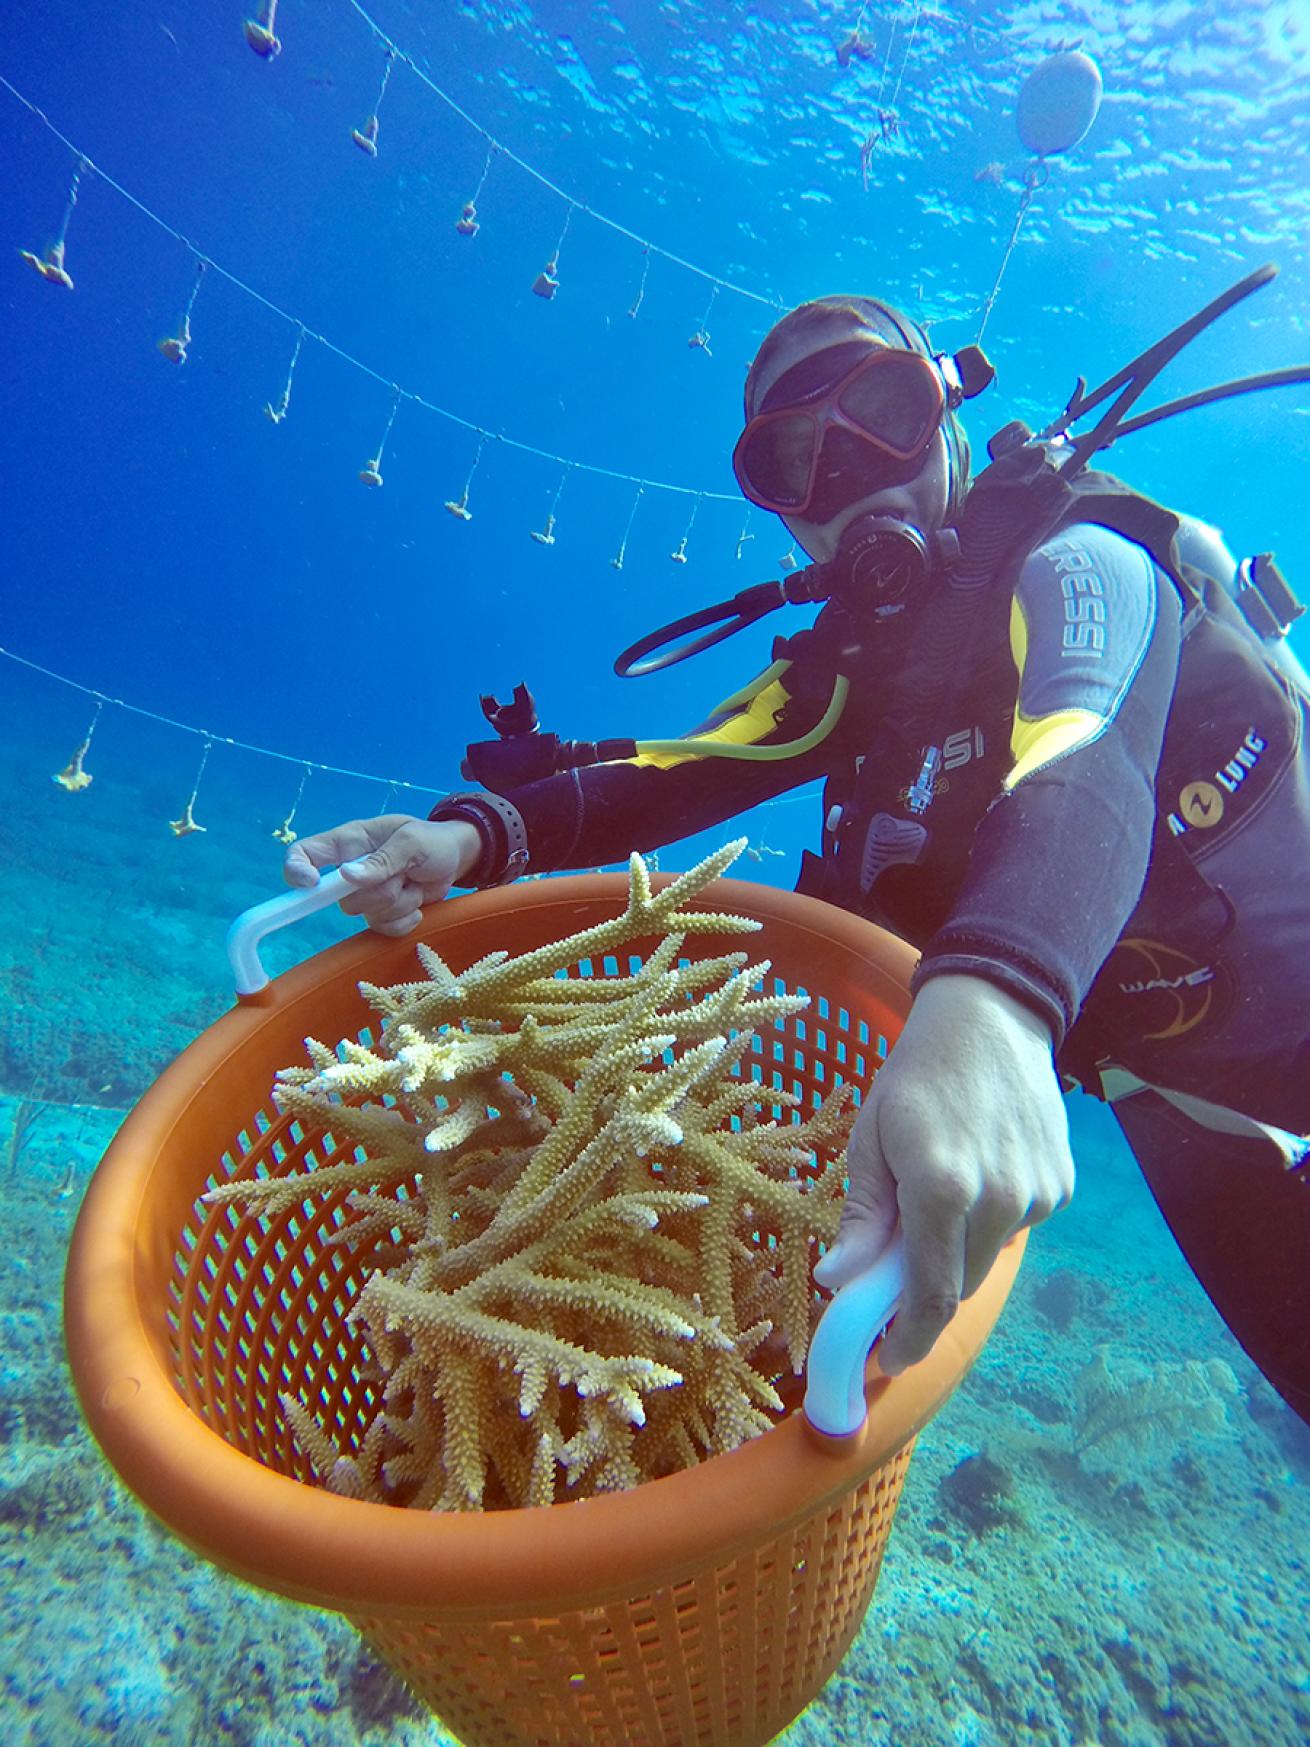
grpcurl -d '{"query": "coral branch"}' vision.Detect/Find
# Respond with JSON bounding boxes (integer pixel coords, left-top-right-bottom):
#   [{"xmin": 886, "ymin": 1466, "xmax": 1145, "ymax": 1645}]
[{"xmin": 216, "ymin": 842, "xmax": 858, "ymax": 1509}]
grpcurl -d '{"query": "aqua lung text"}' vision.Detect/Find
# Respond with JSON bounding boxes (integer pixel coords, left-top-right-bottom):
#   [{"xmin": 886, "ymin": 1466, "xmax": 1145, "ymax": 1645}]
[{"xmin": 1165, "ymin": 728, "xmax": 1267, "ymax": 836}]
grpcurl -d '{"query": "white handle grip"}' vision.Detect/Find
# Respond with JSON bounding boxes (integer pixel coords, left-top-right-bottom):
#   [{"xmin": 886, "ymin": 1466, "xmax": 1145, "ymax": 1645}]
[
  {"xmin": 226, "ymin": 869, "xmax": 351, "ymax": 995},
  {"xmin": 802, "ymin": 1234, "xmax": 904, "ymax": 1437}
]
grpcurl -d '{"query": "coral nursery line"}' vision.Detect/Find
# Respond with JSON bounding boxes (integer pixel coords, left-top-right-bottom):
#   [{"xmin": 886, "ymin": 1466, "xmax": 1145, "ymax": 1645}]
[
  {"xmin": 3, "ymin": 639, "xmax": 811, "ymax": 856},
  {"xmin": 2, "ymin": 60, "xmax": 752, "ymax": 520}
]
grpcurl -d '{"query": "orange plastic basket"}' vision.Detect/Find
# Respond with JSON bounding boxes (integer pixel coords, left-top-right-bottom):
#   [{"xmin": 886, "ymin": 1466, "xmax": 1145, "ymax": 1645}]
[{"xmin": 65, "ymin": 872, "xmax": 1024, "ymax": 1747}]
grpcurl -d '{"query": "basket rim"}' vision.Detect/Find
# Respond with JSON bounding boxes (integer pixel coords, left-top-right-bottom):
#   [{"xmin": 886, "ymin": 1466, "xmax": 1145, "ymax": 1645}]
[{"xmin": 64, "ymin": 871, "xmax": 1025, "ymax": 1619}]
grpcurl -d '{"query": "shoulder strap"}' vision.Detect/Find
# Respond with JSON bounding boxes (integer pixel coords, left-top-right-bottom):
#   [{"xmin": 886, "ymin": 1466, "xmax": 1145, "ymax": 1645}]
[{"xmin": 1052, "ymin": 469, "xmax": 1201, "ymax": 609}]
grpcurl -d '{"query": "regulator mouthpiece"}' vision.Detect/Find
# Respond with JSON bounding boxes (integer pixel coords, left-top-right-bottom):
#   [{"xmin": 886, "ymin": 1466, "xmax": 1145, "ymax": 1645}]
[{"xmin": 828, "ymin": 514, "xmax": 932, "ymax": 613}]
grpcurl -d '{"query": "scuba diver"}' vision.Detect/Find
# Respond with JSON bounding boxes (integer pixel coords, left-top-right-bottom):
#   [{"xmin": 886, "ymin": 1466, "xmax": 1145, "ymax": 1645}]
[{"xmin": 286, "ymin": 268, "xmax": 1310, "ymax": 1428}]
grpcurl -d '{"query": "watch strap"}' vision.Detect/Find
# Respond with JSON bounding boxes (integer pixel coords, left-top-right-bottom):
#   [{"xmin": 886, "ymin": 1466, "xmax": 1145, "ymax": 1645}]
[{"xmin": 428, "ymin": 791, "xmax": 529, "ymax": 887}]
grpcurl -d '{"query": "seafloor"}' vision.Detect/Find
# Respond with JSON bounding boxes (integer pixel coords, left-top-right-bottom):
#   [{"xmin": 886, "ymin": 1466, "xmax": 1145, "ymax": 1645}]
[{"xmin": 4, "ymin": 715, "xmax": 1309, "ymax": 1747}]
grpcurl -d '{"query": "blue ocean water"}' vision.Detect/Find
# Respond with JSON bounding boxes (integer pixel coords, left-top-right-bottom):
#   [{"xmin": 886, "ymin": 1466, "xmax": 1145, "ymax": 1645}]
[{"xmin": 3, "ymin": 1, "xmax": 1310, "ymax": 1743}]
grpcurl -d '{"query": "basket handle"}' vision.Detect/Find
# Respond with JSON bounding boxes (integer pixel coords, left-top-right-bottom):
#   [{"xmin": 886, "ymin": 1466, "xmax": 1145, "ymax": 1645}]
[
  {"xmin": 802, "ymin": 1232, "xmax": 904, "ymax": 1439},
  {"xmin": 226, "ymin": 868, "xmax": 351, "ymax": 995}
]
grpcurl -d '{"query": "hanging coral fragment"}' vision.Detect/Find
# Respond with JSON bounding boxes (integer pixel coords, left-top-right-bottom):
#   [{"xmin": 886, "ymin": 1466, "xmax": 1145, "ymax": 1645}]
[
  {"xmin": 243, "ymin": 1, "xmax": 281, "ymax": 58},
  {"xmin": 444, "ymin": 434, "xmax": 486, "ymax": 521},
  {"xmin": 627, "ymin": 245, "xmax": 652, "ymax": 319},
  {"xmin": 19, "ymin": 156, "xmax": 87, "ymax": 291},
  {"xmin": 836, "ymin": 3, "xmax": 873, "ymax": 69},
  {"xmin": 529, "ymin": 465, "xmax": 571, "ymax": 546},
  {"xmin": 263, "ymin": 325, "xmax": 305, "ymax": 424},
  {"xmin": 670, "ymin": 494, "xmax": 703, "ymax": 564},
  {"xmin": 272, "ymin": 765, "xmax": 310, "ymax": 845},
  {"xmin": 455, "ymin": 145, "xmax": 497, "ymax": 237},
  {"xmin": 360, "ymin": 391, "xmax": 403, "ymax": 488},
  {"xmin": 352, "ymin": 53, "xmax": 395, "ymax": 157},
  {"xmin": 687, "ymin": 285, "xmax": 718, "ymax": 355},
  {"xmin": 610, "ymin": 484, "xmax": 644, "ymax": 571},
  {"xmin": 532, "ymin": 208, "xmax": 572, "ymax": 299},
  {"xmin": 158, "ymin": 259, "xmax": 207, "ymax": 364},
  {"xmin": 169, "ymin": 740, "xmax": 212, "ymax": 837},
  {"xmin": 52, "ymin": 701, "xmax": 102, "ymax": 793}
]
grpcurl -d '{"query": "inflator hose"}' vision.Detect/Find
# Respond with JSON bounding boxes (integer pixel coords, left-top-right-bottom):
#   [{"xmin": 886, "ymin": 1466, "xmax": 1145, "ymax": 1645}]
[{"xmin": 634, "ymin": 675, "xmax": 850, "ymax": 765}]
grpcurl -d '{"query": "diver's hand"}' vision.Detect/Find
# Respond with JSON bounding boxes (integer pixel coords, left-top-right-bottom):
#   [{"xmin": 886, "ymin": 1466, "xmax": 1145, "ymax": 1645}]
[
  {"xmin": 283, "ymin": 815, "xmax": 483, "ymax": 936},
  {"xmin": 813, "ymin": 973, "xmax": 1074, "ymax": 1375}
]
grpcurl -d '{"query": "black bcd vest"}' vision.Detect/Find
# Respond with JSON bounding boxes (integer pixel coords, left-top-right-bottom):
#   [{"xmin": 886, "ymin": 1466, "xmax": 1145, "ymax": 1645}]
[{"xmin": 794, "ymin": 448, "xmax": 1303, "ymax": 979}]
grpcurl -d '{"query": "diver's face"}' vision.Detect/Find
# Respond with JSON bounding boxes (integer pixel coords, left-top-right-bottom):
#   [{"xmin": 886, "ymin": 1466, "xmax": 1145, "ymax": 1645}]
[
  {"xmin": 782, "ymin": 434, "xmax": 952, "ymax": 565},
  {"xmin": 746, "ymin": 315, "xmax": 952, "ymax": 565}
]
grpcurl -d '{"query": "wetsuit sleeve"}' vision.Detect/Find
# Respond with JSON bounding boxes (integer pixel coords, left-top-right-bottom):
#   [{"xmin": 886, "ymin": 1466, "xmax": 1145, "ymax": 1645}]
[
  {"xmin": 432, "ymin": 651, "xmax": 844, "ymax": 882},
  {"xmin": 911, "ymin": 522, "xmax": 1183, "ymax": 1046}
]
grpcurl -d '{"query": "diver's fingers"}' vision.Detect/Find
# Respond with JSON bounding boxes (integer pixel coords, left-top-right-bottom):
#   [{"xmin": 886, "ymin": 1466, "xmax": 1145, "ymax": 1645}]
[
  {"xmin": 337, "ymin": 817, "xmax": 462, "ymax": 893},
  {"xmin": 874, "ymin": 1192, "xmax": 968, "ymax": 1377},
  {"xmin": 336, "ymin": 872, "xmax": 424, "ymax": 922},
  {"xmin": 366, "ymin": 907, "xmax": 425, "ymax": 938},
  {"xmin": 812, "ymin": 1093, "xmax": 898, "ymax": 1292},
  {"xmin": 283, "ymin": 816, "xmax": 415, "ymax": 888}
]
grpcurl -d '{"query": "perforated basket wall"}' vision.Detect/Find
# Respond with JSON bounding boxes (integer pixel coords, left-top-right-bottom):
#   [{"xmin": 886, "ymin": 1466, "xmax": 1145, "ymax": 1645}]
[
  {"xmin": 350, "ymin": 1446, "xmax": 913, "ymax": 1747},
  {"xmin": 68, "ymin": 874, "xmax": 1023, "ymax": 1747}
]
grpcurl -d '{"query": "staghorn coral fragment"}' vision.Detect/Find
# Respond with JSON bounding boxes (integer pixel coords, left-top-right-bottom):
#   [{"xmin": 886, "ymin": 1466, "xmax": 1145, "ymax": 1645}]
[{"xmin": 221, "ymin": 841, "xmax": 861, "ymax": 1510}]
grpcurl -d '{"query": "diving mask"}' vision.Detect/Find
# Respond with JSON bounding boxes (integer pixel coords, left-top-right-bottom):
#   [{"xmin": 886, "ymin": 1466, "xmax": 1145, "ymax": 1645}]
[{"xmin": 733, "ymin": 341, "xmax": 950, "ymax": 516}]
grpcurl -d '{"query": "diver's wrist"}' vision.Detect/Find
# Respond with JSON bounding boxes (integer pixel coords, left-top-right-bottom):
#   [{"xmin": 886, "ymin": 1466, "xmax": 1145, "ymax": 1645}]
[
  {"xmin": 446, "ymin": 820, "xmax": 484, "ymax": 882},
  {"xmin": 910, "ymin": 967, "xmax": 1060, "ymax": 1050},
  {"xmin": 428, "ymin": 791, "xmax": 529, "ymax": 887}
]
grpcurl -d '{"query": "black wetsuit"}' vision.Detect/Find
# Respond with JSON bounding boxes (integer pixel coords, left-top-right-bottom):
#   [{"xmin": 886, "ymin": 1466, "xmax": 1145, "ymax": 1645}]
[{"xmin": 434, "ymin": 517, "xmax": 1310, "ymax": 1422}]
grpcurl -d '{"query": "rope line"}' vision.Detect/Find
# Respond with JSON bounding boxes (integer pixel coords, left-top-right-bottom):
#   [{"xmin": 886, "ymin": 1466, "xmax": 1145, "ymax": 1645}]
[
  {"xmin": 0, "ymin": 72, "xmax": 743, "ymax": 501},
  {"xmin": 1, "ymin": 47, "xmax": 822, "ymax": 831},
  {"xmin": 889, "ymin": 4, "xmax": 925, "ymax": 111},
  {"xmin": 0, "ymin": 643, "xmax": 437, "ymax": 792},
  {"xmin": 342, "ymin": 0, "xmax": 784, "ymax": 311},
  {"xmin": 3, "ymin": 640, "xmax": 822, "ymax": 821}
]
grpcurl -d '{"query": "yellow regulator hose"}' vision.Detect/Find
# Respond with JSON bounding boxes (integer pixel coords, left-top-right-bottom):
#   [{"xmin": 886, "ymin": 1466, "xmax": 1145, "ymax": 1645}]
[{"xmin": 632, "ymin": 670, "xmax": 852, "ymax": 761}]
